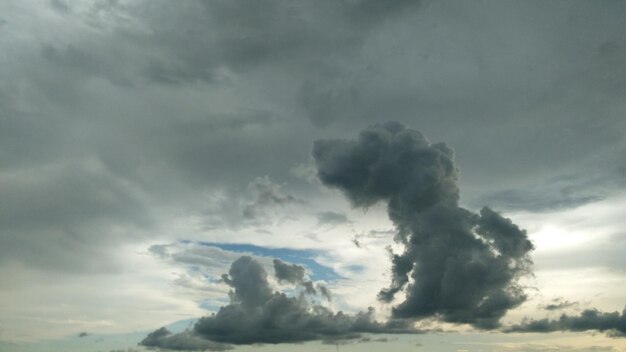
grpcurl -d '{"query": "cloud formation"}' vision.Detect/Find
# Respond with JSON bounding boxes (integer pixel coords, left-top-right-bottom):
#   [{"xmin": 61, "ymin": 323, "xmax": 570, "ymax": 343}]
[
  {"xmin": 313, "ymin": 122, "xmax": 534, "ymax": 329},
  {"xmin": 273, "ymin": 258, "xmax": 306, "ymax": 284},
  {"xmin": 140, "ymin": 327, "xmax": 231, "ymax": 351},
  {"xmin": 3, "ymin": 0, "xmax": 626, "ymax": 344},
  {"xmin": 507, "ymin": 308, "xmax": 626, "ymax": 337},
  {"xmin": 541, "ymin": 298, "xmax": 579, "ymax": 311},
  {"xmin": 141, "ymin": 256, "xmax": 416, "ymax": 349},
  {"xmin": 242, "ymin": 176, "xmax": 303, "ymax": 220},
  {"xmin": 273, "ymin": 258, "xmax": 331, "ymax": 299}
]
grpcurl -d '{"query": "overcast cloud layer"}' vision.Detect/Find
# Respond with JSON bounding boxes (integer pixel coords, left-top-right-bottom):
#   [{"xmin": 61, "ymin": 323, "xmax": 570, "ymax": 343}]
[
  {"xmin": 2, "ymin": 0, "xmax": 626, "ymax": 272},
  {"xmin": 2, "ymin": 0, "xmax": 626, "ymax": 351}
]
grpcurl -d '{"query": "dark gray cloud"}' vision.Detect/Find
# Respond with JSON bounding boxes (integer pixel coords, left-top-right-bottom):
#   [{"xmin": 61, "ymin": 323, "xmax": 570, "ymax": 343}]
[
  {"xmin": 507, "ymin": 308, "xmax": 626, "ymax": 337},
  {"xmin": 302, "ymin": 280, "xmax": 317, "ymax": 296},
  {"xmin": 273, "ymin": 259, "xmax": 331, "ymax": 300},
  {"xmin": 142, "ymin": 256, "xmax": 417, "ymax": 348},
  {"xmin": 314, "ymin": 122, "xmax": 534, "ymax": 329},
  {"xmin": 273, "ymin": 259, "xmax": 305, "ymax": 284},
  {"xmin": 317, "ymin": 283, "xmax": 332, "ymax": 302},
  {"xmin": 36, "ymin": 0, "xmax": 420, "ymax": 89},
  {"xmin": 542, "ymin": 298, "xmax": 579, "ymax": 312},
  {"xmin": 2, "ymin": 0, "xmax": 625, "ymax": 276}
]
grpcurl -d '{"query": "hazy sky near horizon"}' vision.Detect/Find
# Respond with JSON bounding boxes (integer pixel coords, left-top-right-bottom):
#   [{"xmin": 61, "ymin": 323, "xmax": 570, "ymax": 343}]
[{"xmin": 2, "ymin": 1, "xmax": 626, "ymax": 351}]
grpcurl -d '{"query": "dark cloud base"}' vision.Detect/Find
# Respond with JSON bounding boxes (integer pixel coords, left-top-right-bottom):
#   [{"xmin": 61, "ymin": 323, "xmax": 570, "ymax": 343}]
[
  {"xmin": 507, "ymin": 308, "xmax": 626, "ymax": 337},
  {"xmin": 141, "ymin": 256, "xmax": 417, "ymax": 350}
]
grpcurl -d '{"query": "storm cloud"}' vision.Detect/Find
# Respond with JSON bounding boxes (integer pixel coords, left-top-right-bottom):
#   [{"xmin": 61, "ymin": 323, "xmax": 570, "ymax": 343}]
[
  {"xmin": 3, "ymin": 0, "xmax": 626, "ymax": 346},
  {"xmin": 141, "ymin": 256, "xmax": 416, "ymax": 349},
  {"xmin": 314, "ymin": 122, "xmax": 534, "ymax": 329}
]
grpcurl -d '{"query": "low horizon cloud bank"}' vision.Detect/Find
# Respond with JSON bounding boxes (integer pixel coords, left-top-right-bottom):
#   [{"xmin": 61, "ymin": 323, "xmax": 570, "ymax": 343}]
[
  {"xmin": 507, "ymin": 308, "xmax": 626, "ymax": 337},
  {"xmin": 141, "ymin": 256, "xmax": 417, "ymax": 350}
]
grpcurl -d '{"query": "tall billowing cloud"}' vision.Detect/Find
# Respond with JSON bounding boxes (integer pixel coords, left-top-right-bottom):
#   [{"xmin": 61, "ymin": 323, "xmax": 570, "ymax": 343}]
[
  {"xmin": 313, "ymin": 122, "xmax": 534, "ymax": 329},
  {"xmin": 141, "ymin": 256, "xmax": 415, "ymax": 350}
]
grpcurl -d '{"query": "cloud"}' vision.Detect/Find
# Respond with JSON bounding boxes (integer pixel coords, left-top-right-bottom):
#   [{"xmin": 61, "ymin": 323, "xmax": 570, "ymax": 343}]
[
  {"xmin": 506, "ymin": 308, "xmax": 626, "ymax": 337},
  {"xmin": 542, "ymin": 298, "xmax": 579, "ymax": 311},
  {"xmin": 273, "ymin": 259, "xmax": 305, "ymax": 284},
  {"xmin": 201, "ymin": 176, "xmax": 305, "ymax": 231},
  {"xmin": 495, "ymin": 344, "xmax": 616, "ymax": 352},
  {"xmin": 38, "ymin": 0, "xmax": 419, "ymax": 88},
  {"xmin": 4, "ymin": 0, "xmax": 626, "ymax": 342},
  {"xmin": 242, "ymin": 176, "xmax": 304, "ymax": 220},
  {"xmin": 140, "ymin": 327, "xmax": 231, "ymax": 351},
  {"xmin": 298, "ymin": 78, "xmax": 360, "ymax": 128},
  {"xmin": 0, "ymin": 159, "xmax": 151, "ymax": 272},
  {"xmin": 313, "ymin": 122, "xmax": 534, "ymax": 329},
  {"xmin": 316, "ymin": 211, "xmax": 350, "ymax": 226},
  {"xmin": 317, "ymin": 283, "xmax": 332, "ymax": 301},
  {"xmin": 273, "ymin": 259, "xmax": 332, "ymax": 300},
  {"xmin": 141, "ymin": 256, "xmax": 417, "ymax": 348},
  {"xmin": 470, "ymin": 173, "xmax": 615, "ymax": 212},
  {"xmin": 49, "ymin": 0, "xmax": 70, "ymax": 13}
]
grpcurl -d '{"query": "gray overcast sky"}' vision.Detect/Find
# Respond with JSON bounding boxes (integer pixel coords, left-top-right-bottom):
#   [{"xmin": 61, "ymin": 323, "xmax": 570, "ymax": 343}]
[{"xmin": 1, "ymin": 1, "xmax": 626, "ymax": 351}]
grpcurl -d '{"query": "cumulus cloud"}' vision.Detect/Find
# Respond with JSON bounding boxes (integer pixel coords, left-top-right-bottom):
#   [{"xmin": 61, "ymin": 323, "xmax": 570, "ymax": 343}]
[
  {"xmin": 313, "ymin": 122, "xmax": 534, "ymax": 329},
  {"xmin": 141, "ymin": 256, "xmax": 416, "ymax": 349},
  {"xmin": 273, "ymin": 259, "xmax": 331, "ymax": 300},
  {"xmin": 273, "ymin": 258, "xmax": 305, "ymax": 284},
  {"xmin": 507, "ymin": 308, "xmax": 626, "ymax": 337}
]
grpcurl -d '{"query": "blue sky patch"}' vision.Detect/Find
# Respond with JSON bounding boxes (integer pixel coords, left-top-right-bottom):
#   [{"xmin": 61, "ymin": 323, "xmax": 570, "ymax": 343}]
[{"xmin": 191, "ymin": 241, "xmax": 344, "ymax": 281}]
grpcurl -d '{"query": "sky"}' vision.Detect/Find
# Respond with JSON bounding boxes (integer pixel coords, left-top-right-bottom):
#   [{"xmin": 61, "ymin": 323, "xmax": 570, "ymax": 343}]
[{"xmin": 1, "ymin": 0, "xmax": 626, "ymax": 351}]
